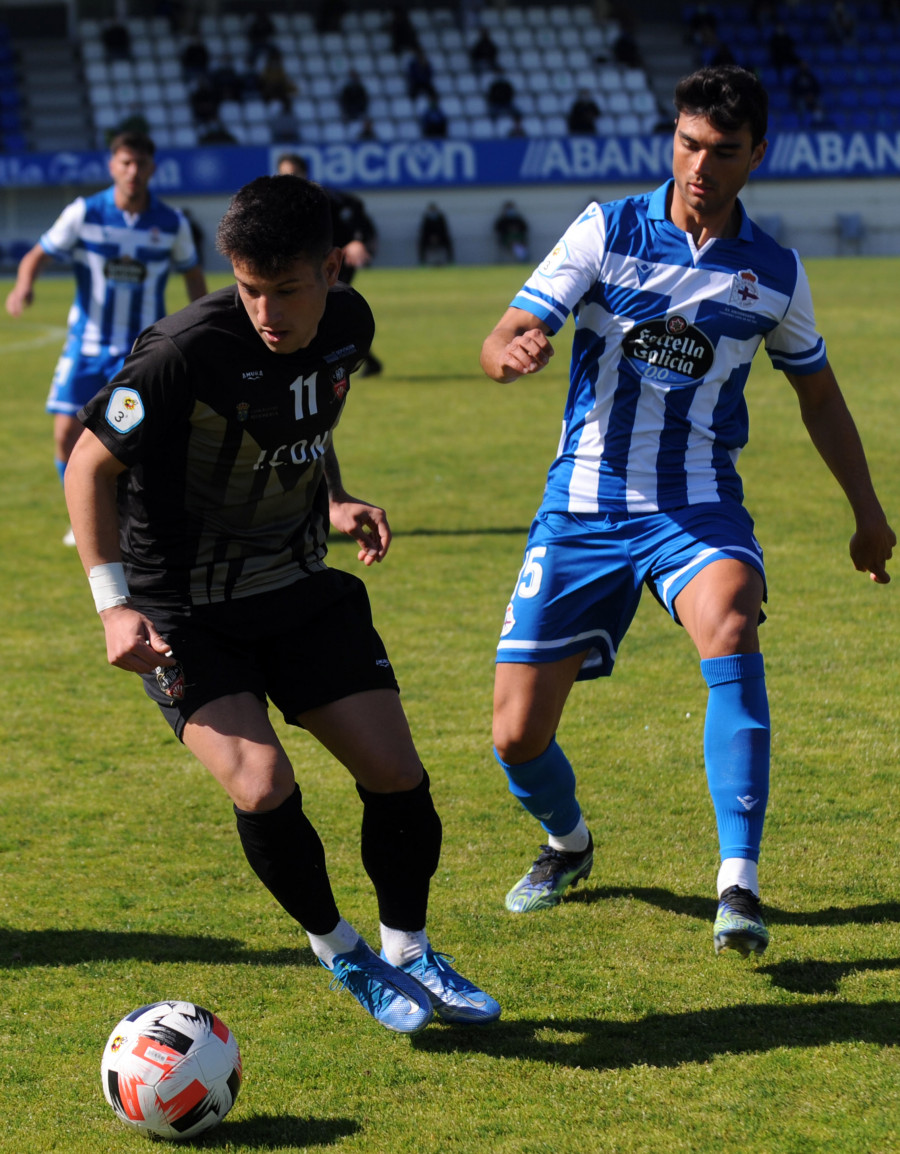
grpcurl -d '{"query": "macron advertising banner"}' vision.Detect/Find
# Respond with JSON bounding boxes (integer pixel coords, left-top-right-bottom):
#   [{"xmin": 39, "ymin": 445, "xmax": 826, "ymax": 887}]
[{"xmin": 2, "ymin": 131, "xmax": 900, "ymax": 193}]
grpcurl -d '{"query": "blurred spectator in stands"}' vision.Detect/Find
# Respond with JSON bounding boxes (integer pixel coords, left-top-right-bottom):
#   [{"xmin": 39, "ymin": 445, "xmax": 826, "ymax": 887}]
[
  {"xmin": 567, "ymin": 89, "xmax": 602, "ymax": 135},
  {"xmin": 198, "ymin": 118, "xmax": 237, "ymax": 145},
  {"xmin": 276, "ymin": 152, "xmax": 383, "ymax": 376},
  {"xmin": 190, "ymin": 78, "xmax": 221, "ymax": 126},
  {"xmin": 210, "ymin": 59, "xmax": 244, "ymax": 103},
  {"xmin": 487, "ymin": 73, "xmax": 517, "ymax": 119},
  {"xmin": 340, "ymin": 70, "xmax": 370, "ymax": 123},
  {"xmin": 768, "ymin": 22, "xmax": 799, "ymax": 78},
  {"xmin": 270, "ymin": 106, "xmax": 300, "ymax": 143},
  {"xmin": 470, "ymin": 26, "xmax": 500, "ymax": 73},
  {"xmin": 828, "ymin": 0, "xmax": 857, "ymax": 43},
  {"xmin": 751, "ymin": 0, "xmax": 779, "ymax": 28},
  {"xmin": 389, "ymin": 6, "xmax": 419, "ymax": 55},
  {"xmin": 494, "ymin": 200, "xmax": 530, "ymax": 262},
  {"xmin": 508, "ymin": 112, "xmax": 528, "ymax": 137},
  {"xmin": 421, "ymin": 95, "xmax": 448, "ymax": 138},
  {"xmin": 102, "ymin": 20, "xmax": 131, "ymax": 60},
  {"xmin": 181, "ymin": 38, "xmax": 210, "ymax": 83},
  {"xmin": 407, "ymin": 46, "xmax": 437, "ymax": 100},
  {"xmin": 685, "ymin": 3, "xmax": 717, "ymax": 49},
  {"xmin": 259, "ymin": 46, "xmax": 296, "ymax": 113},
  {"xmin": 316, "ymin": 0, "xmax": 347, "ymax": 34},
  {"xmin": 357, "ymin": 118, "xmax": 378, "ymax": 141},
  {"xmin": 790, "ymin": 58, "xmax": 823, "ymax": 116},
  {"xmin": 418, "ymin": 202, "xmax": 454, "ymax": 265},
  {"xmin": 700, "ymin": 29, "xmax": 738, "ymax": 67},
  {"xmin": 612, "ymin": 25, "xmax": 644, "ymax": 69},
  {"xmin": 247, "ymin": 11, "xmax": 276, "ymax": 62}
]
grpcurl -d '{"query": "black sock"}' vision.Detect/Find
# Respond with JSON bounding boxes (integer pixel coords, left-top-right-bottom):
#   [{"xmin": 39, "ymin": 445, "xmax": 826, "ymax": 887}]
[
  {"xmin": 234, "ymin": 783, "xmax": 340, "ymax": 935},
  {"xmin": 356, "ymin": 769, "xmax": 442, "ymax": 931}
]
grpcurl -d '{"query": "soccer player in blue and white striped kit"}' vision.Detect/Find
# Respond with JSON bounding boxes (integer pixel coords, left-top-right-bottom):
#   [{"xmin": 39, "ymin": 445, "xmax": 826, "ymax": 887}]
[
  {"xmin": 5, "ymin": 132, "xmax": 207, "ymax": 543},
  {"xmin": 480, "ymin": 66, "xmax": 894, "ymax": 956}
]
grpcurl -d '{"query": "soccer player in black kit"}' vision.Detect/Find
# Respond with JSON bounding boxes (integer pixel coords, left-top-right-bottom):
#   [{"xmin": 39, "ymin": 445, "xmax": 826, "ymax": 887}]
[{"xmin": 64, "ymin": 175, "xmax": 499, "ymax": 1034}]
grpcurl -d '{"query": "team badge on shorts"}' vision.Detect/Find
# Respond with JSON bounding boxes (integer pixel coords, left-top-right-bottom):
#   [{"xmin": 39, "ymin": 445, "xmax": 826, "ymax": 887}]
[
  {"xmin": 731, "ymin": 269, "xmax": 760, "ymax": 308},
  {"xmin": 331, "ymin": 366, "xmax": 349, "ymax": 400},
  {"xmin": 155, "ymin": 661, "xmax": 186, "ymax": 700},
  {"xmin": 105, "ymin": 386, "xmax": 145, "ymax": 432}
]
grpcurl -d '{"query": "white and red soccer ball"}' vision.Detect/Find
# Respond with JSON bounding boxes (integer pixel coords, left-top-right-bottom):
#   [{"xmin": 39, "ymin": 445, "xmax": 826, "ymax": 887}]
[{"xmin": 101, "ymin": 1001, "xmax": 242, "ymax": 1140}]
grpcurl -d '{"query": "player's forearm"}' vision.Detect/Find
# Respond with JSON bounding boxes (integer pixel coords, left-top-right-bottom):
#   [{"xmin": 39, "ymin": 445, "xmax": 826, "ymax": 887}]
[
  {"xmin": 801, "ymin": 393, "xmax": 887, "ymax": 525},
  {"xmin": 480, "ymin": 331, "xmax": 525, "ymax": 382}
]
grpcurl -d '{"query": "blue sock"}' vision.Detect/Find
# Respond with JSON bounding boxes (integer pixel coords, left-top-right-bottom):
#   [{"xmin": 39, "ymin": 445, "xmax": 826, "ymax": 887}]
[
  {"xmin": 494, "ymin": 738, "xmax": 582, "ymax": 836},
  {"xmin": 701, "ymin": 653, "xmax": 770, "ymax": 864},
  {"xmin": 55, "ymin": 458, "xmax": 66, "ymax": 486}
]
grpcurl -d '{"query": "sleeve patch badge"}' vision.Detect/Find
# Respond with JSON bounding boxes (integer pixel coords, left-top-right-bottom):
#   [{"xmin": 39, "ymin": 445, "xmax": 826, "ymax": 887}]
[
  {"xmin": 538, "ymin": 239, "xmax": 569, "ymax": 278},
  {"xmin": 105, "ymin": 386, "xmax": 145, "ymax": 433}
]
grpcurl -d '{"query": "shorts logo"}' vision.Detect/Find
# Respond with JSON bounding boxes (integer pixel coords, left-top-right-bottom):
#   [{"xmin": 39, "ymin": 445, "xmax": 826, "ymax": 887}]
[
  {"xmin": 105, "ymin": 386, "xmax": 145, "ymax": 432},
  {"xmin": 731, "ymin": 269, "xmax": 760, "ymax": 308},
  {"xmin": 621, "ymin": 314, "xmax": 715, "ymax": 384},
  {"xmin": 500, "ymin": 602, "xmax": 516, "ymax": 637}
]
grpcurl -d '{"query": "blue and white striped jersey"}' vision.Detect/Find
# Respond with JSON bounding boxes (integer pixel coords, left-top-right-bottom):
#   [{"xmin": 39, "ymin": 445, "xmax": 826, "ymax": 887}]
[
  {"xmin": 512, "ymin": 180, "xmax": 828, "ymax": 515},
  {"xmin": 40, "ymin": 186, "xmax": 199, "ymax": 357}
]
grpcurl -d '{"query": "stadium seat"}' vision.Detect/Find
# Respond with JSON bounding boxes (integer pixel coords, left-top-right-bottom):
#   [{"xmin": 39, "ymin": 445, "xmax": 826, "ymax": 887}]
[{"xmin": 615, "ymin": 112, "xmax": 641, "ymax": 135}]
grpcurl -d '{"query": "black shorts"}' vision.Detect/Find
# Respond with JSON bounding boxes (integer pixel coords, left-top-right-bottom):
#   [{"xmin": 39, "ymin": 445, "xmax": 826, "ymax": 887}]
[{"xmin": 138, "ymin": 569, "xmax": 399, "ymax": 740}]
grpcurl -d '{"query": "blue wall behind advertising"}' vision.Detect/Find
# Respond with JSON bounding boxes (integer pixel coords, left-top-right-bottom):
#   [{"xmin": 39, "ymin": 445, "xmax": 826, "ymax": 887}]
[{"xmin": 2, "ymin": 132, "xmax": 900, "ymax": 193}]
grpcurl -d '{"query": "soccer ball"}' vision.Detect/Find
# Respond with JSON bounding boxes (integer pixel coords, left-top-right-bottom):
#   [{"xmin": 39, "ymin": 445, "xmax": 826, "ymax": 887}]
[{"xmin": 101, "ymin": 1001, "xmax": 242, "ymax": 1141}]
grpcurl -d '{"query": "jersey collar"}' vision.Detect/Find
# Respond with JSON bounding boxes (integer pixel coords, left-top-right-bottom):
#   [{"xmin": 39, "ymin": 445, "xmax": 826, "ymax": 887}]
[{"xmin": 650, "ymin": 179, "xmax": 754, "ymax": 242}]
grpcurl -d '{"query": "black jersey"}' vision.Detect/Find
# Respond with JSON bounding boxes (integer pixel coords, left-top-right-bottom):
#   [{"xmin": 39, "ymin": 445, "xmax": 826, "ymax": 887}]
[{"xmin": 79, "ymin": 282, "xmax": 374, "ymax": 606}]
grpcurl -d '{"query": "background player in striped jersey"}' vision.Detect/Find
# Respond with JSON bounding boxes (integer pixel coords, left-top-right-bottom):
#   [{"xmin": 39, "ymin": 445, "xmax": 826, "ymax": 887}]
[
  {"xmin": 480, "ymin": 65, "xmax": 894, "ymax": 957},
  {"xmin": 5, "ymin": 132, "xmax": 207, "ymax": 544}
]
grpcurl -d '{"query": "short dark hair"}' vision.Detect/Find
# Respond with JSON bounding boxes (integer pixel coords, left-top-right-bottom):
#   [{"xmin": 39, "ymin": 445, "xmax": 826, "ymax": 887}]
[
  {"xmin": 674, "ymin": 66, "xmax": 768, "ymax": 148},
  {"xmin": 109, "ymin": 131, "xmax": 156, "ymax": 157},
  {"xmin": 216, "ymin": 175, "xmax": 334, "ymax": 276}
]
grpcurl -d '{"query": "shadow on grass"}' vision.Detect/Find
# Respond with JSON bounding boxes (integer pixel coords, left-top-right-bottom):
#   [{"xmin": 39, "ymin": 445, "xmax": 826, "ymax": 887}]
[
  {"xmin": 568, "ymin": 884, "xmax": 900, "ymax": 931},
  {"xmin": 187, "ymin": 1114, "xmax": 359, "ymax": 1149},
  {"xmin": 0, "ymin": 927, "xmax": 315, "ymax": 969},
  {"xmin": 412, "ymin": 1001, "xmax": 899, "ymax": 1070},
  {"xmin": 759, "ymin": 956, "xmax": 900, "ymax": 995}
]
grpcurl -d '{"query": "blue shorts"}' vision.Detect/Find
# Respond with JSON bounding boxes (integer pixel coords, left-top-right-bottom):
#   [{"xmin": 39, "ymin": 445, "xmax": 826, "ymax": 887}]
[
  {"xmin": 496, "ymin": 504, "xmax": 766, "ymax": 680},
  {"xmin": 46, "ymin": 336, "xmax": 126, "ymax": 416}
]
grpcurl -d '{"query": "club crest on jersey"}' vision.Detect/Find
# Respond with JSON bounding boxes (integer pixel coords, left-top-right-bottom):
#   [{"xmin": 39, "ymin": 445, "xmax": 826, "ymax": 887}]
[
  {"xmin": 621, "ymin": 314, "xmax": 715, "ymax": 384},
  {"xmin": 730, "ymin": 269, "xmax": 760, "ymax": 308},
  {"xmin": 236, "ymin": 402, "xmax": 251, "ymax": 422},
  {"xmin": 331, "ymin": 366, "xmax": 349, "ymax": 400},
  {"xmin": 105, "ymin": 386, "xmax": 145, "ymax": 432}
]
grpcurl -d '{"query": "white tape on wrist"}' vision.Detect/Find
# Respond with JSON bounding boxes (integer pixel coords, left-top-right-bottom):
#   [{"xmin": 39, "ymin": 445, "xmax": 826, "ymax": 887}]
[{"xmin": 88, "ymin": 562, "xmax": 131, "ymax": 613}]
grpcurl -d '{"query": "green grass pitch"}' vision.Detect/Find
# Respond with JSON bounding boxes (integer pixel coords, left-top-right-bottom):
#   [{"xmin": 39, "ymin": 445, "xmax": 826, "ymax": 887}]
[{"xmin": 1, "ymin": 260, "xmax": 898, "ymax": 1153}]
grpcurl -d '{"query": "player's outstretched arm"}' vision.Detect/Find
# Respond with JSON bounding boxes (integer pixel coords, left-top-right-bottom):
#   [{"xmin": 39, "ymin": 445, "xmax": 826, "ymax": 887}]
[
  {"xmin": 481, "ymin": 306, "xmax": 554, "ymax": 383},
  {"xmin": 323, "ymin": 445, "xmax": 391, "ymax": 566},
  {"xmin": 65, "ymin": 428, "xmax": 177, "ymax": 670},
  {"xmin": 4, "ymin": 244, "xmax": 52, "ymax": 317},
  {"xmin": 786, "ymin": 365, "xmax": 895, "ymax": 583}
]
